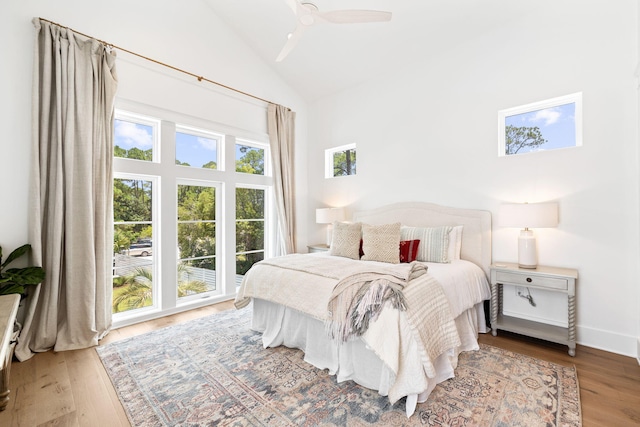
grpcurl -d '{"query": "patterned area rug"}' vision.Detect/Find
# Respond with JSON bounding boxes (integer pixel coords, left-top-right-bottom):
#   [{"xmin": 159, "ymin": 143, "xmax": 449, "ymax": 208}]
[{"xmin": 97, "ymin": 307, "xmax": 581, "ymax": 426}]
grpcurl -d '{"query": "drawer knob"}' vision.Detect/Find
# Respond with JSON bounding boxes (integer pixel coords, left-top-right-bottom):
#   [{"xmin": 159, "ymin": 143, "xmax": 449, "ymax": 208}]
[{"xmin": 526, "ymin": 277, "xmax": 532, "ymax": 283}]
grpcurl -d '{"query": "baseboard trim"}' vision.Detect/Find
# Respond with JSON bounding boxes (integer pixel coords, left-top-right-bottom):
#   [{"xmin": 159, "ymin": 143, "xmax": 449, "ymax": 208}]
[{"xmin": 577, "ymin": 325, "xmax": 638, "ymax": 358}]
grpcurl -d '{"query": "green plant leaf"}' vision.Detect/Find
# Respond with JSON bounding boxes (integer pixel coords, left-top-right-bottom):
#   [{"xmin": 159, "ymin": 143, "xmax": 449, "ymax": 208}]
[
  {"xmin": 3, "ymin": 267, "xmax": 45, "ymax": 285},
  {"xmin": 0, "ymin": 283, "xmax": 25, "ymax": 295},
  {"xmin": 1, "ymin": 244, "xmax": 32, "ymax": 270}
]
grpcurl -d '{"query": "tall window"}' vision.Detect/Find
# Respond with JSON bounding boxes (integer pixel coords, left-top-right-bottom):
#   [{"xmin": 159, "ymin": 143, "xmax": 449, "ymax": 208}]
[
  {"xmin": 177, "ymin": 183, "xmax": 219, "ymax": 300},
  {"xmin": 112, "ymin": 176, "xmax": 156, "ymax": 314},
  {"xmin": 236, "ymin": 186, "xmax": 265, "ymax": 282},
  {"xmin": 112, "ymin": 107, "xmax": 272, "ymax": 326}
]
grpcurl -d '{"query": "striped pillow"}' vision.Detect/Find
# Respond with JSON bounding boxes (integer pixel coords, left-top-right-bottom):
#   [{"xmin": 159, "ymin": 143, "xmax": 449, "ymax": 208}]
[{"xmin": 401, "ymin": 226, "xmax": 452, "ymax": 263}]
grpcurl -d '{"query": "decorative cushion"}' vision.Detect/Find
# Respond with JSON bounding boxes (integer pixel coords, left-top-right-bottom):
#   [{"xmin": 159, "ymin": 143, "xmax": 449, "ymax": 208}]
[
  {"xmin": 361, "ymin": 222, "xmax": 401, "ymax": 264},
  {"xmin": 329, "ymin": 222, "xmax": 362, "ymax": 260},
  {"xmin": 401, "ymin": 225, "xmax": 453, "ymax": 263},
  {"xmin": 447, "ymin": 225, "xmax": 463, "ymax": 261},
  {"xmin": 399, "ymin": 240, "xmax": 420, "ymax": 263}
]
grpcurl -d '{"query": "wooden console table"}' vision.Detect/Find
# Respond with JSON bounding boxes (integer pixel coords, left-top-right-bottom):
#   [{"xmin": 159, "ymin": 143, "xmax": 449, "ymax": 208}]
[{"xmin": 0, "ymin": 294, "xmax": 20, "ymax": 411}]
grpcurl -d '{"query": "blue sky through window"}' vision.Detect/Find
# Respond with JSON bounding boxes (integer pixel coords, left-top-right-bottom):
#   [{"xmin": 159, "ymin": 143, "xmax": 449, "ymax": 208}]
[
  {"xmin": 176, "ymin": 132, "xmax": 218, "ymax": 168},
  {"xmin": 114, "ymin": 119, "xmax": 153, "ymax": 150},
  {"xmin": 505, "ymin": 102, "xmax": 576, "ymax": 154}
]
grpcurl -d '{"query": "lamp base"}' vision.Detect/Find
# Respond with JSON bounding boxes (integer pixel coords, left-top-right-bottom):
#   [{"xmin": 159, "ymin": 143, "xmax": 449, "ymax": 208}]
[
  {"xmin": 518, "ymin": 229, "xmax": 537, "ymax": 269},
  {"xmin": 518, "ymin": 263, "xmax": 538, "ymax": 269}
]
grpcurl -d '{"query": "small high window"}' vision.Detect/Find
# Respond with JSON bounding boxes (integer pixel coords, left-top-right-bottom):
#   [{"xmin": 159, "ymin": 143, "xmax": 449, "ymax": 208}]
[
  {"xmin": 498, "ymin": 93, "xmax": 582, "ymax": 156},
  {"xmin": 326, "ymin": 143, "xmax": 356, "ymax": 178}
]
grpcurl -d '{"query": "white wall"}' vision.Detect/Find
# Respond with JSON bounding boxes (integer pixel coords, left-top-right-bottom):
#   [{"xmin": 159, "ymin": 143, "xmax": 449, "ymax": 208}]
[
  {"xmin": 637, "ymin": 0, "xmax": 640, "ymax": 366},
  {"xmin": 307, "ymin": 1, "xmax": 639, "ymax": 357},
  {"xmin": 0, "ymin": 1, "xmax": 308, "ymax": 271}
]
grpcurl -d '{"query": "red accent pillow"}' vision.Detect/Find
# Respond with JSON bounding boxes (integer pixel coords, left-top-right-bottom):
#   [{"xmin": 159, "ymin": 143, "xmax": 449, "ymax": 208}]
[
  {"xmin": 359, "ymin": 239, "xmax": 364, "ymax": 258},
  {"xmin": 399, "ymin": 240, "xmax": 420, "ymax": 263}
]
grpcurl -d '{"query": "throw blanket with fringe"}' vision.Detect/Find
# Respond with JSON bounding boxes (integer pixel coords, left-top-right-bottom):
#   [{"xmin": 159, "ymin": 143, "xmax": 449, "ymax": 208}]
[{"xmin": 325, "ymin": 262, "xmax": 427, "ymax": 342}]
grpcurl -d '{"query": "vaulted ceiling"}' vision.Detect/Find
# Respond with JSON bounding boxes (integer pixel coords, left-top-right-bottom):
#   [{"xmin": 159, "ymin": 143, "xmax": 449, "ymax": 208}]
[{"xmin": 204, "ymin": 0, "xmax": 522, "ymax": 102}]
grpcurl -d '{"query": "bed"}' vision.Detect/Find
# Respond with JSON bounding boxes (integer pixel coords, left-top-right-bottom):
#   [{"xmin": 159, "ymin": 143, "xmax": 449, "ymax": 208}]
[{"xmin": 235, "ymin": 202, "xmax": 492, "ymax": 417}]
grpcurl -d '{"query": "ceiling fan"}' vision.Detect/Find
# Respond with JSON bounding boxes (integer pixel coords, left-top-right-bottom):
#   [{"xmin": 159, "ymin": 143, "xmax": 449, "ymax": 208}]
[{"xmin": 276, "ymin": 0, "xmax": 392, "ymax": 62}]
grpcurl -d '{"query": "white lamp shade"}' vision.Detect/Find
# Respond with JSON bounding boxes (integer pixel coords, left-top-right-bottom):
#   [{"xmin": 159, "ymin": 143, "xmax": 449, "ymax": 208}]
[
  {"xmin": 498, "ymin": 202, "xmax": 558, "ymax": 229},
  {"xmin": 316, "ymin": 207, "xmax": 346, "ymax": 224}
]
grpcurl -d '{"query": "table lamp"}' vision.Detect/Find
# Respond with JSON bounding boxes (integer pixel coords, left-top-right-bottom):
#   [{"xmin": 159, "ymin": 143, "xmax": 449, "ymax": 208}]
[
  {"xmin": 498, "ymin": 202, "xmax": 558, "ymax": 269},
  {"xmin": 316, "ymin": 207, "xmax": 346, "ymax": 246}
]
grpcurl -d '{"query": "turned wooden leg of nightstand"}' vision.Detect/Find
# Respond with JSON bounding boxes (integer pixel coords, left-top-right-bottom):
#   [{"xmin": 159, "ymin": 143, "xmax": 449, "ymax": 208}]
[
  {"xmin": 568, "ymin": 293, "xmax": 576, "ymax": 356},
  {"xmin": 491, "ymin": 282, "xmax": 499, "ymax": 337}
]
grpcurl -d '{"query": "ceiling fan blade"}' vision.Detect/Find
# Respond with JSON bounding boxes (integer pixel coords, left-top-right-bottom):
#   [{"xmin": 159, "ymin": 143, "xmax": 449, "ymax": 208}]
[
  {"xmin": 276, "ymin": 25, "xmax": 306, "ymax": 62},
  {"xmin": 283, "ymin": 0, "xmax": 298, "ymax": 14},
  {"xmin": 318, "ymin": 10, "xmax": 392, "ymax": 24}
]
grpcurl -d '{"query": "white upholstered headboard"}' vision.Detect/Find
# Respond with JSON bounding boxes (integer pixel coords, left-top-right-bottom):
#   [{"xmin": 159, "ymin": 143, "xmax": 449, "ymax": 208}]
[{"xmin": 353, "ymin": 202, "xmax": 492, "ymax": 278}]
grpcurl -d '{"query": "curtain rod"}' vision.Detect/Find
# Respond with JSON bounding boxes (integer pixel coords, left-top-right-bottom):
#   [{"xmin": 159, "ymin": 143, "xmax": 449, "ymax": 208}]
[{"xmin": 38, "ymin": 17, "xmax": 287, "ymax": 109}]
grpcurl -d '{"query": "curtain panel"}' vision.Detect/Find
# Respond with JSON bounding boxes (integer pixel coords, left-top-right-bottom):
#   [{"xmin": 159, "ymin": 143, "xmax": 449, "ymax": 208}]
[
  {"xmin": 16, "ymin": 19, "xmax": 118, "ymax": 361},
  {"xmin": 267, "ymin": 104, "xmax": 297, "ymax": 255}
]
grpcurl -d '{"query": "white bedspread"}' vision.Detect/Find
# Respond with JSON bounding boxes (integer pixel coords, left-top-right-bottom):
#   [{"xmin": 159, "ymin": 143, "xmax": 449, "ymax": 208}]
[
  {"xmin": 236, "ymin": 253, "xmax": 490, "ymax": 323},
  {"xmin": 235, "ymin": 253, "xmax": 491, "ymax": 415}
]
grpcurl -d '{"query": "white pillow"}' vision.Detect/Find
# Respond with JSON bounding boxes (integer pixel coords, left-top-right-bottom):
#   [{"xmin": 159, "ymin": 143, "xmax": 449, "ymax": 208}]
[
  {"xmin": 447, "ymin": 225, "xmax": 463, "ymax": 261},
  {"xmin": 361, "ymin": 222, "xmax": 401, "ymax": 264},
  {"xmin": 400, "ymin": 225, "xmax": 453, "ymax": 263},
  {"xmin": 329, "ymin": 222, "xmax": 362, "ymax": 260}
]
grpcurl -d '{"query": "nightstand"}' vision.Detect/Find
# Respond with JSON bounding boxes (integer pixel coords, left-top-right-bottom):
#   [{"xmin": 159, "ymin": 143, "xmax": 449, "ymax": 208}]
[
  {"xmin": 490, "ymin": 262, "xmax": 578, "ymax": 356},
  {"xmin": 307, "ymin": 244, "xmax": 329, "ymax": 253}
]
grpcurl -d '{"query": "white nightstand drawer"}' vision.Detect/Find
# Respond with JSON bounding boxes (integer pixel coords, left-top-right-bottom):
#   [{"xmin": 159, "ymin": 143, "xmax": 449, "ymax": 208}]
[{"xmin": 495, "ymin": 271, "xmax": 568, "ymax": 290}]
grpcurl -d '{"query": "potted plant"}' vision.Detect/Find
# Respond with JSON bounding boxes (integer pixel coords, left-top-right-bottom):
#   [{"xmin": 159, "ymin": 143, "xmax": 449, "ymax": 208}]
[
  {"xmin": 0, "ymin": 244, "xmax": 44, "ymax": 405},
  {"xmin": 0, "ymin": 244, "xmax": 45, "ymax": 297}
]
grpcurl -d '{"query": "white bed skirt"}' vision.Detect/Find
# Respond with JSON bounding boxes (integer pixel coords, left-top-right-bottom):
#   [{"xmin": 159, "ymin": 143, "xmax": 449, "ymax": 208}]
[{"xmin": 251, "ymin": 298, "xmax": 489, "ymax": 417}]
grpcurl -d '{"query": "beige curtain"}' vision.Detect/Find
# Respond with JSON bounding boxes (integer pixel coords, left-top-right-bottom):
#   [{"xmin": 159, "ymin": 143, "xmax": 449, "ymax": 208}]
[
  {"xmin": 16, "ymin": 19, "xmax": 118, "ymax": 361},
  {"xmin": 267, "ymin": 104, "xmax": 297, "ymax": 255}
]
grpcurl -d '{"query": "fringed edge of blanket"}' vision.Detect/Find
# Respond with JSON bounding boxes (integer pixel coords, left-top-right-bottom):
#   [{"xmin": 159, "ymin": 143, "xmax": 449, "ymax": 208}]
[{"xmin": 325, "ymin": 279, "xmax": 407, "ymax": 342}]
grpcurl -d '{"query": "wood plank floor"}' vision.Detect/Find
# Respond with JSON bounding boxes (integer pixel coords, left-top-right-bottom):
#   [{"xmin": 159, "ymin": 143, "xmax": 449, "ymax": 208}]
[{"xmin": 1, "ymin": 300, "xmax": 638, "ymax": 426}]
